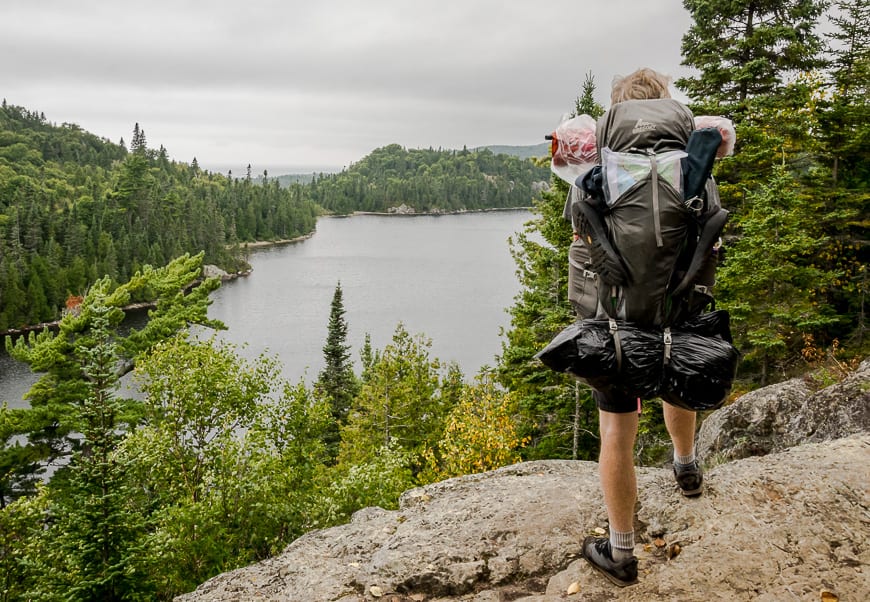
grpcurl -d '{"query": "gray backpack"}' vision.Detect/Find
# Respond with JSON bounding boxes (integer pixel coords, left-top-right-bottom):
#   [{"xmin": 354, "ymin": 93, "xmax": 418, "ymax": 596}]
[{"xmin": 568, "ymin": 98, "xmax": 728, "ymax": 328}]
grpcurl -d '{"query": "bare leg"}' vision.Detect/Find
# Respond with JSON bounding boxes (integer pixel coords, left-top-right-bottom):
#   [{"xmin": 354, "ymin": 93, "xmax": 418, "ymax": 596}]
[
  {"xmin": 663, "ymin": 403, "xmax": 696, "ymax": 457},
  {"xmin": 598, "ymin": 409, "xmax": 639, "ymax": 533}
]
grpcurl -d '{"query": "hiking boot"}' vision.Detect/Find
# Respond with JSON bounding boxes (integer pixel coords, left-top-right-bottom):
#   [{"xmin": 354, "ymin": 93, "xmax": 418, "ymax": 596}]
[
  {"xmin": 674, "ymin": 460, "xmax": 703, "ymax": 497},
  {"xmin": 581, "ymin": 536, "xmax": 638, "ymax": 587}
]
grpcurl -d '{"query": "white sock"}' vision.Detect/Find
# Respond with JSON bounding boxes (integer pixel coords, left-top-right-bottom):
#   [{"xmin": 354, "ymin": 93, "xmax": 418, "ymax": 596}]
[
  {"xmin": 609, "ymin": 530, "xmax": 635, "ymax": 560},
  {"xmin": 674, "ymin": 449, "xmax": 696, "ymax": 466}
]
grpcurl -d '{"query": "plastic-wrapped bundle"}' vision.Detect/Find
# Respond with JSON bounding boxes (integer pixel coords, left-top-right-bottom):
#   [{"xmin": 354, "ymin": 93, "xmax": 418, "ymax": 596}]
[
  {"xmin": 675, "ymin": 310, "xmax": 733, "ymax": 342},
  {"xmin": 535, "ymin": 320, "xmax": 663, "ymax": 396},
  {"xmin": 550, "ymin": 114, "xmax": 599, "ymax": 185},
  {"xmin": 535, "ymin": 311, "xmax": 739, "ymax": 412},
  {"xmin": 660, "ymin": 332, "xmax": 739, "ymax": 411},
  {"xmin": 693, "ymin": 115, "xmax": 736, "ymax": 158},
  {"xmin": 610, "ymin": 324, "xmax": 663, "ymax": 398},
  {"xmin": 661, "ymin": 311, "xmax": 738, "ymax": 411},
  {"xmin": 535, "ymin": 320, "xmax": 618, "ymax": 388}
]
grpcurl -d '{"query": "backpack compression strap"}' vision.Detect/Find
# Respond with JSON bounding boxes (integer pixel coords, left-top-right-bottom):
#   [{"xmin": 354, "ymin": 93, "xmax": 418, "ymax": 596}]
[
  {"xmin": 574, "ymin": 191, "xmax": 630, "ymax": 286},
  {"xmin": 671, "ymin": 207, "xmax": 729, "ymax": 298}
]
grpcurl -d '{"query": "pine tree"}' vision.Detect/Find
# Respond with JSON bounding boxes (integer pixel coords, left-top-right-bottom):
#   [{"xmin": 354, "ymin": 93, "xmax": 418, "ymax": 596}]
[
  {"xmin": 718, "ymin": 166, "xmax": 842, "ymax": 382},
  {"xmin": 3, "ymin": 254, "xmax": 222, "ymax": 499},
  {"xmin": 129, "ymin": 123, "xmax": 147, "ymax": 154},
  {"xmin": 38, "ymin": 301, "xmax": 146, "ymax": 600},
  {"xmin": 822, "ymin": 0, "xmax": 870, "ymax": 187},
  {"xmin": 574, "ymin": 71, "xmax": 605, "ymax": 118},
  {"xmin": 315, "ymin": 282, "xmax": 359, "ymax": 458}
]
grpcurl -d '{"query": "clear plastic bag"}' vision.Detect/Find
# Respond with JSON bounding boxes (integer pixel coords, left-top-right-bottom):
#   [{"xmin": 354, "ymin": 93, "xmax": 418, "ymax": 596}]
[
  {"xmin": 550, "ymin": 114, "xmax": 598, "ymax": 185},
  {"xmin": 601, "ymin": 148, "xmax": 687, "ymax": 205}
]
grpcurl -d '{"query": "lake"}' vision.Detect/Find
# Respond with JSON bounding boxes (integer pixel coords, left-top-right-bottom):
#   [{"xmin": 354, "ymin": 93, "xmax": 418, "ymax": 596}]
[{"xmin": 0, "ymin": 210, "xmax": 532, "ymax": 408}]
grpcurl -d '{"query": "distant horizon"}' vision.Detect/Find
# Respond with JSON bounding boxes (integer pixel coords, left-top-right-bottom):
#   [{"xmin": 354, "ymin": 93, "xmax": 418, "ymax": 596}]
[{"xmin": 201, "ymin": 141, "xmax": 548, "ymax": 178}]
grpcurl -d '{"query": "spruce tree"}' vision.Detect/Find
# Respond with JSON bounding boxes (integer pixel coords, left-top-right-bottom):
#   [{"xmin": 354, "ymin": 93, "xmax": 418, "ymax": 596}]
[
  {"xmin": 677, "ymin": 0, "xmax": 827, "ymax": 110},
  {"xmin": 37, "ymin": 301, "xmax": 146, "ymax": 600},
  {"xmin": 574, "ymin": 71, "xmax": 605, "ymax": 117},
  {"xmin": 822, "ymin": 0, "xmax": 870, "ymax": 187},
  {"xmin": 316, "ymin": 282, "xmax": 359, "ymax": 458}
]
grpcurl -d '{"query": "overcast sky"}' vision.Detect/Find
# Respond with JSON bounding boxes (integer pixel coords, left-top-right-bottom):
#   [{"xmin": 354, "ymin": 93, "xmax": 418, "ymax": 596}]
[{"xmin": 2, "ymin": 0, "xmax": 695, "ymax": 175}]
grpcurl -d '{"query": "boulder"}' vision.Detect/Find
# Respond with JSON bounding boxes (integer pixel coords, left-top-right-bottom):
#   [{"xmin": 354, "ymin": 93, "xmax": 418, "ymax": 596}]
[
  {"xmin": 202, "ymin": 264, "xmax": 230, "ymax": 280},
  {"xmin": 697, "ymin": 359, "xmax": 870, "ymax": 462}
]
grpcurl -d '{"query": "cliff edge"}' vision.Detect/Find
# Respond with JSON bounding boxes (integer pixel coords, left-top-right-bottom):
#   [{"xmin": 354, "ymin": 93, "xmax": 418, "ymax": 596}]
[{"xmin": 177, "ymin": 363, "xmax": 869, "ymax": 602}]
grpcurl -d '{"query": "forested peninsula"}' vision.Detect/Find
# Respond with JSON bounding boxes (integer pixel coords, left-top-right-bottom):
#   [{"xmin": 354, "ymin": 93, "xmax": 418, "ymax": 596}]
[{"xmin": 0, "ymin": 102, "xmax": 548, "ymax": 331}]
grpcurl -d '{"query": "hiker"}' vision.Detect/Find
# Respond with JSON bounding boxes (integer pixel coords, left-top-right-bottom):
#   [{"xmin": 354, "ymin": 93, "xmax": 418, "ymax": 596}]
[{"xmin": 570, "ymin": 68, "xmax": 717, "ymax": 587}]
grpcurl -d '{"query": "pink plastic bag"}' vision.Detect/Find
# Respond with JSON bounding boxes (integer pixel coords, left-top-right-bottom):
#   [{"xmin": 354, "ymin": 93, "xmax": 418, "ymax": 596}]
[{"xmin": 550, "ymin": 114, "xmax": 598, "ymax": 185}]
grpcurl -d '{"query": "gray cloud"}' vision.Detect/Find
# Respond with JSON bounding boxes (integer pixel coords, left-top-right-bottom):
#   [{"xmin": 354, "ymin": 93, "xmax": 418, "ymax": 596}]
[{"xmin": 1, "ymin": 0, "xmax": 693, "ymax": 174}]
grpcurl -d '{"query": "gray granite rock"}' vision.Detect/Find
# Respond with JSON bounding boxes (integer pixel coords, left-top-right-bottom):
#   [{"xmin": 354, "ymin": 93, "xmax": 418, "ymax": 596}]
[{"xmin": 176, "ymin": 364, "xmax": 870, "ymax": 602}]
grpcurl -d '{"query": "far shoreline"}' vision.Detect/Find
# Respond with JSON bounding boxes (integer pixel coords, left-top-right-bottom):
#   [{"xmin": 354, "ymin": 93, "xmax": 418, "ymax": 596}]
[
  {"xmin": 1, "ymin": 208, "xmax": 532, "ymax": 338},
  {"xmin": 346, "ymin": 206, "xmax": 532, "ymax": 218},
  {"xmin": 236, "ymin": 207, "xmax": 532, "ymax": 249}
]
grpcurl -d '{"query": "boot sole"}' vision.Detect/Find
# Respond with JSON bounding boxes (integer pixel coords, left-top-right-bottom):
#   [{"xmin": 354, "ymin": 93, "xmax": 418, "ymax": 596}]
[
  {"xmin": 680, "ymin": 486, "xmax": 703, "ymax": 497},
  {"xmin": 585, "ymin": 559, "xmax": 639, "ymax": 587}
]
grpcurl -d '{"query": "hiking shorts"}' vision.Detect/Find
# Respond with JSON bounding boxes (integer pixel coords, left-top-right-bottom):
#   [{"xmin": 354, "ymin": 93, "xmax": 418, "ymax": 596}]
[{"xmin": 593, "ymin": 388, "xmax": 639, "ymax": 414}]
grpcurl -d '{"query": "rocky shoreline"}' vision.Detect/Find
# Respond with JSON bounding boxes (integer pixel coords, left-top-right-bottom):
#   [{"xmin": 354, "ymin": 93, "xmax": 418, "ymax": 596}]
[{"xmin": 348, "ymin": 206, "xmax": 532, "ymax": 217}]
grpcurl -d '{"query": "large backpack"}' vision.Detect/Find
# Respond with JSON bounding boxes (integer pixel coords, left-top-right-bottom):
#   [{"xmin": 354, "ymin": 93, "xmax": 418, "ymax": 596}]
[
  {"xmin": 570, "ymin": 98, "xmax": 728, "ymax": 327},
  {"xmin": 547, "ymin": 99, "xmax": 738, "ymax": 410}
]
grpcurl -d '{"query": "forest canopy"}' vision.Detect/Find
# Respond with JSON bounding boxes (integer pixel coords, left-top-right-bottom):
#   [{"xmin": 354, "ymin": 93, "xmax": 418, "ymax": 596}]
[{"xmin": 0, "ymin": 104, "xmax": 545, "ymax": 331}]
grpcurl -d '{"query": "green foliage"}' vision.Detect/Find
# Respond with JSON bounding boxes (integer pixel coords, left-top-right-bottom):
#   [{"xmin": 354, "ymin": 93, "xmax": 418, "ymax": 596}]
[
  {"xmin": 120, "ymin": 336, "xmax": 330, "ymax": 599},
  {"xmin": 32, "ymin": 303, "xmax": 147, "ymax": 601},
  {"xmin": 307, "ymin": 144, "xmax": 550, "ymax": 215},
  {"xmin": 718, "ymin": 165, "xmax": 842, "ymax": 380},
  {"xmin": 421, "ymin": 372, "xmax": 525, "ymax": 481},
  {"xmin": 338, "ymin": 323, "xmax": 457, "ymax": 470},
  {"xmin": 1, "ymin": 300, "xmax": 151, "ymax": 601},
  {"xmin": 497, "ymin": 173, "xmax": 598, "ymax": 460},
  {"xmin": 575, "ymin": 71, "xmax": 606, "ymax": 119},
  {"xmin": 819, "ymin": 0, "xmax": 870, "ymax": 189},
  {"xmin": 310, "ymin": 442, "xmax": 416, "ymax": 528},
  {"xmin": 0, "ymin": 487, "xmax": 49, "ymax": 602},
  {"xmin": 680, "ymin": 1, "xmax": 869, "ymax": 382},
  {"xmin": 2, "ymin": 254, "xmax": 222, "ymax": 502},
  {"xmin": 495, "ymin": 72, "xmax": 608, "ymax": 461},
  {"xmin": 678, "ymin": 0, "xmax": 827, "ymax": 108}
]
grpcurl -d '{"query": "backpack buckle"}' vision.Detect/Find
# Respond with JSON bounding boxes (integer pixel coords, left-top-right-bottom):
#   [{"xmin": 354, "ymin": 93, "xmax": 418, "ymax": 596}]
[
  {"xmin": 684, "ymin": 195, "xmax": 704, "ymax": 216},
  {"xmin": 663, "ymin": 327, "xmax": 672, "ymax": 366}
]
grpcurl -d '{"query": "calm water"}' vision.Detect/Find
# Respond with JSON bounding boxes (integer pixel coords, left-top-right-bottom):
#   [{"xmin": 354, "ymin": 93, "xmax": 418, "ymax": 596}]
[{"xmin": 1, "ymin": 210, "xmax": 531, "ymax": 408}]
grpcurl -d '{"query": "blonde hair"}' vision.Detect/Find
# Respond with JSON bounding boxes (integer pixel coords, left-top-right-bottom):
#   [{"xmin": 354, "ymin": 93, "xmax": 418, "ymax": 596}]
[{"xmin": 610, "ymin": 68, "xmax": 672, "ymax": 104}]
